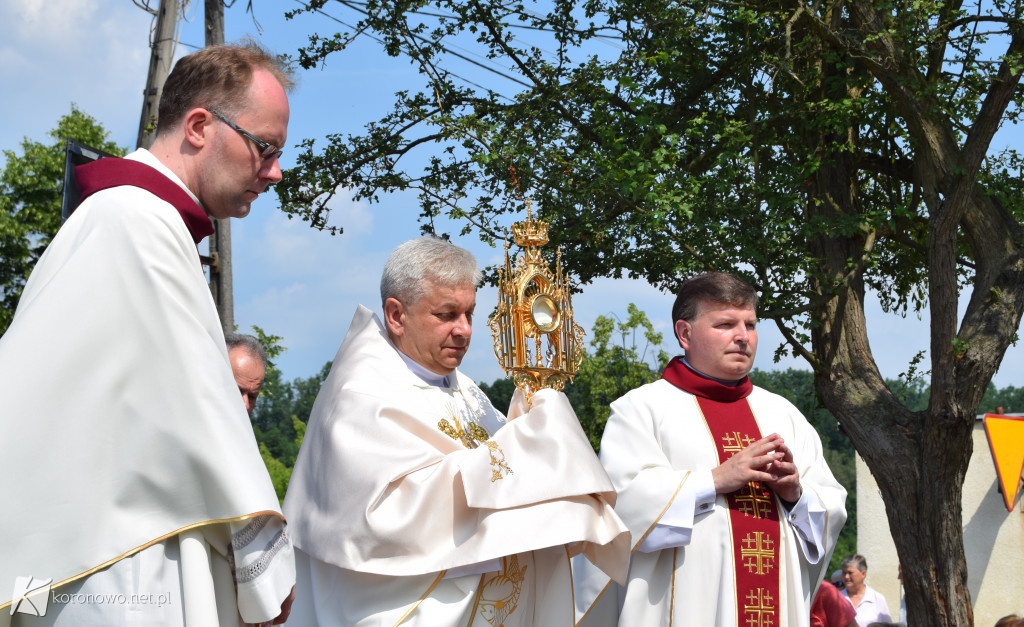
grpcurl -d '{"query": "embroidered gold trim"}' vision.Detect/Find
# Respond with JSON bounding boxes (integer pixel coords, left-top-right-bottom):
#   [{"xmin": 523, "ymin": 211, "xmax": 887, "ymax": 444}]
[
  {"xmin": 438, "ymin": 417, "xmax": 473, "ymax": 447},
  {"xmin": 578, "ymin": 471, "xmax": 689, "ymax": 626},
  {"xmin": 742, "ymin": 587, "xmax": 777, "ymax": 627},
  {"xmin": 721, "ymin": 430, "xmax": 756, "ymax": 457},
  {"xmin": 563, "ymin": 546, "xmax": 578, "ymax": 626},
  {"xmin": 669, "ymin": 547, "xmax": 678, "ymax": 627},
  {"xmin": 699, "ymin": 396, "xmax": 781, "ymax": 627},
  {"xmin": 740, "ymin": 531, "xmax": 776, "ymax": 575},
  {"xmin": 735, "ymin": 480, "xmax": 774, "ymax": 519},
  {"xmin": 466, "ymin": 572, "xmax": 488, "ymax": 627},
  {"xmin": 0, "ymin": 510, "xmax": 284, "ymax": 611},
  {"xmin": 393, "ymin": 570, "xmax": 447, "ymax": 626},
  {"xmin": 468, "ymin": 423, "xmax": 490, "ymax": 442},
  {"xmin": 631, "ymin": 471, "xmax": 691, "ymax": 553},
  {"xmin": 437, "ymin": 401, "xmax": 513, "ymax": 482},
  {"xmin": 483, "ymin": 440, "xmax": 513, "ymax": 482},
  {"xmin": 477, "ymin": 555, "xmax": 528, "ymax": 627}
]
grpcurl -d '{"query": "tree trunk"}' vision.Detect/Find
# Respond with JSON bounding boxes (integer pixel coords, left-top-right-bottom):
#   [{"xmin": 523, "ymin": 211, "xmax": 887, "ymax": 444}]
[
  {"xmin": 789, "ymin": 2, "xmax": 1024, "ymax": 623},
  {"xmin": 800, "ymin": 33, "xmax": 973, "ymax": 627},
  {"xmin": 808, "ymin": 189, "xmax": 977, "ymax": 627}
]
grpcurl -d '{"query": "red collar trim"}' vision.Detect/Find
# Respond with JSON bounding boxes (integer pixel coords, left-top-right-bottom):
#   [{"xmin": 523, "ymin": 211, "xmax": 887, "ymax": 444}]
[
  {"xmin": 660, "ymin": 356, "xmax": 752, "ymax": 401},
  {"xmin": 75, "ymin": 158, "xmax": 214, "ymax": 244}
]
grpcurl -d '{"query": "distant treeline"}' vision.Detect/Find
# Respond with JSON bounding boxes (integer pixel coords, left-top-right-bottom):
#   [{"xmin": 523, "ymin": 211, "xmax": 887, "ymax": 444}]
[{"xmin": 251, "ymin": 347, "xmax": 1022, "ymax": 574}]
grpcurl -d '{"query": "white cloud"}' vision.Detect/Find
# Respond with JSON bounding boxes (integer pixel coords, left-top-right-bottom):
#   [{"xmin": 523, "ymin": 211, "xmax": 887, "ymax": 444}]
[
  {"xmin": 329, "ymin": 191, "xmax": 375, "ymax": 236},
  {"xmin": 11, "ymin": 0, "xmax": 99, "ymax": 39},
  {"xmin": 230, "ymin": 189, "xmax": 425, "ymax": 378},
  {"xmin": 0, "ymin": 0, "xmax": 151, "ymax": 152}
]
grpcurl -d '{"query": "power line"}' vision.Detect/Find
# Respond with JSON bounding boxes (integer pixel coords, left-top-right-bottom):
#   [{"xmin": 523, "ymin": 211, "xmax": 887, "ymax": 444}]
[
  {"xmin": 326, "ymin": 0, "xmax": 625, "ymax": 45},
  {"xmin": 313, "ymin": 0, "xmax": 533, "ymax": 90}
]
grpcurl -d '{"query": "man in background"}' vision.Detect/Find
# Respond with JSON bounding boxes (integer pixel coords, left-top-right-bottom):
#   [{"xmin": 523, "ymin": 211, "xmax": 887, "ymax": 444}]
[
  {"xmin": 227, "ymin": 332, "xmax": 268, "ymax": 417},
  {"xmin": 1, "ymin": 42, "xmax": 294, "ymax": 625}
]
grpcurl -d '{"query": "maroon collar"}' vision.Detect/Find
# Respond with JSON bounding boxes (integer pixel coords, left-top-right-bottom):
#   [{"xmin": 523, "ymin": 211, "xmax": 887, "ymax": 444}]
[
  {"xmin": 661, "ymin": 356, "xmax": 752, "ymax": 402},
  {"xmin": 75, "ymin": 158, "xmax": 214, "ymax": 244}
]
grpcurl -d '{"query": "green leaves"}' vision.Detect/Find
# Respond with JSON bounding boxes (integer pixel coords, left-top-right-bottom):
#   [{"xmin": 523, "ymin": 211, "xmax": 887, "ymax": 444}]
[
  {"xmin": 0, "ymin": 106, "xmax": 125, "ymax": 336},
  {"xmin": 278, "ymin": 0, "xmax": 1024, "ymax": 401},
  {"xmin": 567, "ymin": 303, "xmax": 669, "ymax": 451}
]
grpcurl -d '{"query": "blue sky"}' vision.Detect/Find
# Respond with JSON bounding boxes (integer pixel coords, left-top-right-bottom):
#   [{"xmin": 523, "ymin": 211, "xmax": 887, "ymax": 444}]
[{"xmin": 2, "ymin": 0, "xmax": 1022, "ymax": 393}]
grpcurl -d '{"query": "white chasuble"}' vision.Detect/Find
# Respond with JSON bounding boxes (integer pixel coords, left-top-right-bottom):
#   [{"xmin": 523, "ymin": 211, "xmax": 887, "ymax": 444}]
[
  {"xmin": 0, "ymin": 149, "xmax": 292, "ymax": 625},
  {"xmin": 283, "ymin": 305, "xmax": 629, "ymax": 626},
  {"xmin": 575, "ymin": 359, "xmax": 847, "ymax": 627}
]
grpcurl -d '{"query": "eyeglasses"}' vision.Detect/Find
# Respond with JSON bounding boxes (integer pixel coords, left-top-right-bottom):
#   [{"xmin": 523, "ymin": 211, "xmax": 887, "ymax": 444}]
[{"xmin": 208, "ymin": 109, "xmax": 283, "ymax": 160}]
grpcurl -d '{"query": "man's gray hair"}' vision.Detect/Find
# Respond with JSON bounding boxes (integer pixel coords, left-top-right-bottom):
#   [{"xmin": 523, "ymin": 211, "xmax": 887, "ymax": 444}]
[
  {"xmin": 380, "ymin": 237, "xmax": 482, "ymax": 306},
  {"xmin": 225, "ymin": 333, "xmax": 268, "ymax": 367}
]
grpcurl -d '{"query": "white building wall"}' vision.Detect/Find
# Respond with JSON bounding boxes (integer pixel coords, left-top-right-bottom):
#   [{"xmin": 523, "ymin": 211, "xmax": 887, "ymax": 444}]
[{"xmin": 855, "ymin": 419, "xmax": 1024, "ymax": 626}]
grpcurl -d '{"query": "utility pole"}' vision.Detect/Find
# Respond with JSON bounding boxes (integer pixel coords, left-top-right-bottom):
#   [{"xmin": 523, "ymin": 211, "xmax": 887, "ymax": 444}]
[
  {"xmin": 134, "ymin": 0, "xmax": 234, "ymax": 335},
  {"xmin": 136, "ymin": 0, "xmax": 179, "ymax": 149},
  {"xmin": 205, "ymin": 0, "xmax": 234, "ymax": 337}
]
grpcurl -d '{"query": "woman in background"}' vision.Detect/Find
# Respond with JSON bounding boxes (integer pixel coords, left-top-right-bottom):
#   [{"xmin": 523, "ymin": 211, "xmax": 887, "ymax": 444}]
[{"xmin": 839, "ymin": 554, "xmax": 892, "ymax": 626}]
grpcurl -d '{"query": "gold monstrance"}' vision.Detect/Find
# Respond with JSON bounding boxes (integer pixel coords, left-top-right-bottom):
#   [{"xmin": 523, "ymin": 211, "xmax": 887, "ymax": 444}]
[{"xmin": 488, "ymin": 208, "xmax": 585, "ymax": 400}]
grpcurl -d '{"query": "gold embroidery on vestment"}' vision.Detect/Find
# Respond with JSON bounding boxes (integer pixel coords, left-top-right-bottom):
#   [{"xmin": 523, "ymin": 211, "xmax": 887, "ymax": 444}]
[
  {"xmin": 468, "ymin": 423, "xmax": 490, "ymax": 443},
  {"xmin": 740, "ymin": 531, "xmax": 776, "ymax": 575},
  {"xmin": 392, "ymin": 571, "xmax": 446, "ymax": 626},
  {"xmin": 478, "ymin": 555, "xmax": 528, "ymax": 627},
  {"xmin": 735, "ymin": 482, "xmax": 774, "ymax": 519},
  {"xmin": 742, "ymin": 587, "xmax": 776, "ymax": 627},
  {"xmin": 483, "ymin": 440, "xmax": 513, "ymax": 481},
  {"xmin": 437, "ymin": 401, "xmax": 512, "ymax": 481},
  {"xmin": 721, "ymin": 431, "xmax": 755, "ymax": 457},
  {"xmin": 437, "ymin": 418, "xmax": 468, "ymax": 445},
  {"xmin": 0, "ymin": 510, "xmax": 284, "ymax": 612}
]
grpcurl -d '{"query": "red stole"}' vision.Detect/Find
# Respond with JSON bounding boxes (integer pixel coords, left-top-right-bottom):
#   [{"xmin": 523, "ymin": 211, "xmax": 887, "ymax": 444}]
[
  {"xmin": 75, "ymin": 158, "xmax": 214, "ymax": 244},
  {"xmin": 662, "ymin": 357, "xmax": 781, "ymax": 627}
]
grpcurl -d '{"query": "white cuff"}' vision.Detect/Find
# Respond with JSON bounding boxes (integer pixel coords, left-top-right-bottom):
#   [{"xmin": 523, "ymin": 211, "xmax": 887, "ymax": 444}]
[
  {"xmin": 692, "ymin": 470, "xmax": 717, "ymax": 516},
  {"xmin": 231, "ymin": 517, "xmax": 296, "ymax": 624},
  {"xmin": 638, "ymin": 470, "xmax": 716, "ymax": 553},
  {"xmin": 783, "ymin": 488, "xmax": 827, "ymax": 564}
]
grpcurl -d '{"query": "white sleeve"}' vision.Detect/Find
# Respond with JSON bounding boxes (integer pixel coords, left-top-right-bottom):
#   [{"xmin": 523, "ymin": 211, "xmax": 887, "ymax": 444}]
[
  {"xmin": 781, "ymin": 488, "xmax": 828, "ymax": 564},
  {"xmin": 637, "ymin": 469, "xmax": 717, "ymax": 552},
  {"xmin": 230, "ymin": 516, "xmax": 295, "ymax": 624}
]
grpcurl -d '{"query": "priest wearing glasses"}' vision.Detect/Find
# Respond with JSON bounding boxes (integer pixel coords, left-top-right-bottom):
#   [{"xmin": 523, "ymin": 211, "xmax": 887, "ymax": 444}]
[{"xmin": 0, "ymin": 42, "xmax": 295, "ymax": 626}]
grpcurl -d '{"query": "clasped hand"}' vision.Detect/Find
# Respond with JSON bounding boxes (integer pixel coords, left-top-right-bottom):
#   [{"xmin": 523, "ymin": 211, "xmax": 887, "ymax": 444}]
[{"xmin": 711, "ymin": 433, "xmax": 802, "ymax": 503}]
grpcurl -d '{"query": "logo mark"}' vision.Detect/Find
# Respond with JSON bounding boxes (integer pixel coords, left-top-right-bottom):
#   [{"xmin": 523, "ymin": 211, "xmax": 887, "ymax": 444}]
[{"xmin": 10, "ymin": 576, "xmax": 52, "ymax": 616}]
